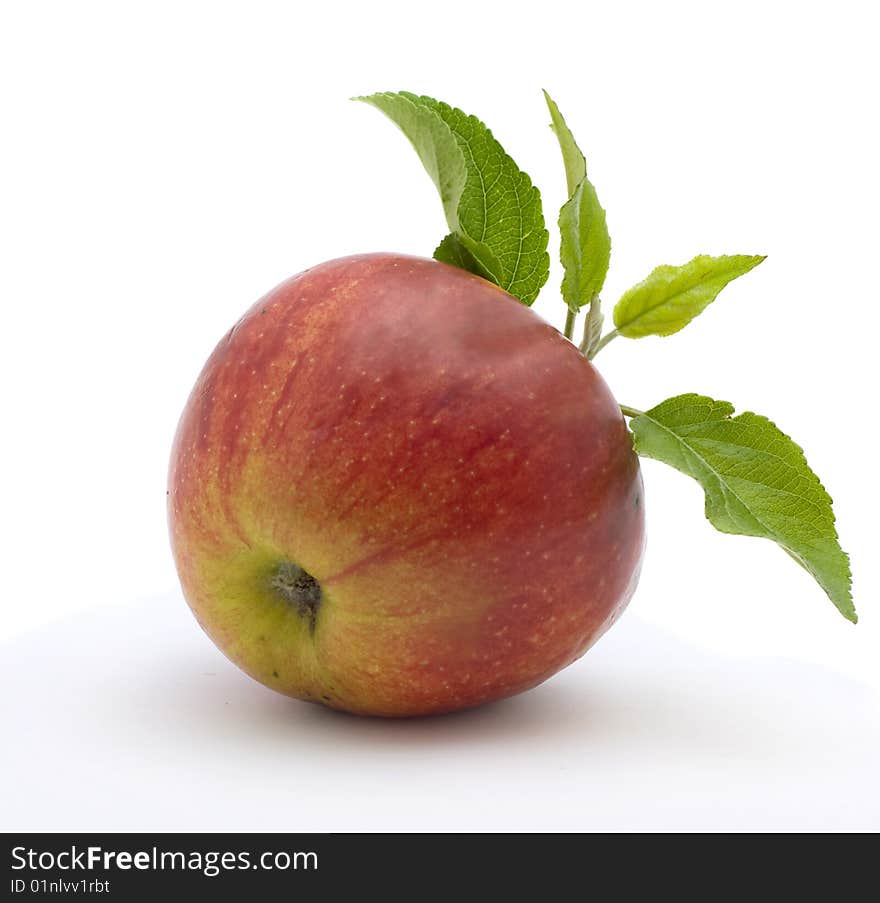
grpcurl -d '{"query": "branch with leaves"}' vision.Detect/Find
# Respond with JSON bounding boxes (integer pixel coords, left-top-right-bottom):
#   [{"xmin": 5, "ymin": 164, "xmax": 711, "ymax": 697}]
[{"xmin": 358, "ymin": 90, "xmax": 855, "ymax": 623}]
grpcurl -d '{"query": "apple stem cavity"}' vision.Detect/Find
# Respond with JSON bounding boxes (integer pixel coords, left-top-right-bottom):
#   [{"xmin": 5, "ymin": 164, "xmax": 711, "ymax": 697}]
[{"xmin": 269, "ymin": 561, "xmax": 322, "ymax": 633}]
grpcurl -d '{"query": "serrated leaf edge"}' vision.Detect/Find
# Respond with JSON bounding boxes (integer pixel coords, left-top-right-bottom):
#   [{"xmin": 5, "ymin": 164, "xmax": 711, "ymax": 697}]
[
  {"xmin": 630, "ymin": 395, "xmax": 855, "ymax": 622},
  {"xmin": 613, "ymin": 254, "xmax": 766, "ymax": 338}
]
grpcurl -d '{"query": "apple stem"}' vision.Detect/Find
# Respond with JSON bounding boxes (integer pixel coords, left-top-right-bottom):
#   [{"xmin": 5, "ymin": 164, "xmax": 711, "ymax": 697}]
[
  {"xmin": 588, "ymin": 329, "xmax": 619, "ymax": 359},
  {"xmin": 563, "ymin": 308, "xmax": 577, "ymax": 340},
  {"xmin": 618, "ymin": 404, "xmax": 644, "ymax": 419}
]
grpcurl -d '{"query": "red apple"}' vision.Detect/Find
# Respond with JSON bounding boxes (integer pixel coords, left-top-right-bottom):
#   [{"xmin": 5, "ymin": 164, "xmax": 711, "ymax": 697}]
[{"xmin": 168, "ymin": 253, "xmax": 645, "ymax": 716}]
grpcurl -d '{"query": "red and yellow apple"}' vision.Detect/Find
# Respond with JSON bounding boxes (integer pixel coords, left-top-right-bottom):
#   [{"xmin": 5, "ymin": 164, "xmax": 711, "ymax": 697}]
[{"xmin": 168, "ymin": 254, "xmax": 645, "ymax": 716}]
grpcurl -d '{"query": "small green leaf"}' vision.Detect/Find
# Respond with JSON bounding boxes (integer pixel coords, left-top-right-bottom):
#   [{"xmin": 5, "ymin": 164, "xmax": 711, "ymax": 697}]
[
  {"xmin": 543, "ymin": 91, "xmax": 585, "ymax": 195},
  {"xmin": 579, "ymin": 296, "xmax": 605, "ymax": 358},
  {"xmin": 433, "ymin": 233, "xmax": 498, "ymax": 281},
  {"xmin": 613, "ymin": 254, "xmax": 765, "ymax": 338},
  {"xmin": 629, "ymin": 394, "xmax": 855, "ymax": 622},
  {"xmin": 543, "ymin": 91, "xmax": 611, "ymax": 313},
  {"xmin": 356, "ymin": 91, "xmax": 550, "ymax": 305}
]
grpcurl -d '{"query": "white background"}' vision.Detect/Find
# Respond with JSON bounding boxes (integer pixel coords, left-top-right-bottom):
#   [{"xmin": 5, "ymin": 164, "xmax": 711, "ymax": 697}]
[{"xmin": 2, "ymin": 0, "xmax": 878, "ymax": 831}]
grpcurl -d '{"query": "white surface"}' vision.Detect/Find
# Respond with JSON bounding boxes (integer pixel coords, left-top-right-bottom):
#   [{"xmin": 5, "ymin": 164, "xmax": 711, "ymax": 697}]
[
  {"xmin": 3, "ymin": 593, "xmax": 878, "ymax": 832},
  {"xmin": 2, "ymin": 1, "xmax": 879, "ymax": 831}
]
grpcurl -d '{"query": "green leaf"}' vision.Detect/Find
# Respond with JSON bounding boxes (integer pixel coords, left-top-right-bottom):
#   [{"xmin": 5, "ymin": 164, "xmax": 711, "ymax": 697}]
[
  {"xmin": 579, "ymin": 296, "xmax": 605, "ymax": 358},
  {"xmin": 356, "ymin": 91, "xmax": 550, "ymax": 305},
  {"xmin": 613, "ymin": 254, "xmax": 765, "ymax": 338},
  {"xmin": 628, "ymin": 394, "xmax": 855, "ymax": 622},
  {"xmin": 543, "ymin": 91, "xmax": 611, "ymax": 313},
  {"xmin": 543, "ymin": 91, "xmax": 585, "ymax": 195},
  {"xmin": 433, "ymin": 233, "xmax": 498, "ymax": 281}
]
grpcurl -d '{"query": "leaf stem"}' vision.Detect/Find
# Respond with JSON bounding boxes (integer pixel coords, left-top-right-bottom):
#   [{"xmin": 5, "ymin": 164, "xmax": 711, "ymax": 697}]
[
  {"xmin": 578, "ymin": 295, "xmax": 602, "ymax": 354},
  {"xmin": 588, "ymin": 328, "xmax": 619, "ymax": 359},
  {"xmin": 563, "ymin": 309, "xmax": 577, "ymax": 341},
  {"xmin": 619, "ymin": 404, "xmax": 644, "ymax": 419}
]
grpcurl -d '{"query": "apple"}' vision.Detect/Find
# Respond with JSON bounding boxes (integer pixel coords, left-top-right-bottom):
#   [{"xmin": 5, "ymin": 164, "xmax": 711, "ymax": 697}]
[{"xmin": 168, "ymin": 253, "xmax": 645, "ymax": 716}]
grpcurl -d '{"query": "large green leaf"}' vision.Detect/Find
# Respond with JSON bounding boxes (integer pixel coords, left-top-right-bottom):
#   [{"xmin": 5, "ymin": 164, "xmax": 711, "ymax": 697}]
[
  {"xmin": 613, "ymin": 254, "xmax": 765, "ymax": 338},
  {"xmin": 543, "ymin": 91, "xmax": 610, "ymax": 313},
  {"xmin": 357, "ymin": 91, "xmax": 550, "ymax": 305},
  {"xmin": 629, "ymin": 394, "xmax": 855, "ymax": 622}
]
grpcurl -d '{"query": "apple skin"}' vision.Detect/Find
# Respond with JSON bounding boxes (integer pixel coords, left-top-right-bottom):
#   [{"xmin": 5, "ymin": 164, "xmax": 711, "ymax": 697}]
[{"xmin": 168, "ymin": 253, "xmax": 645, "ymax": 717}]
